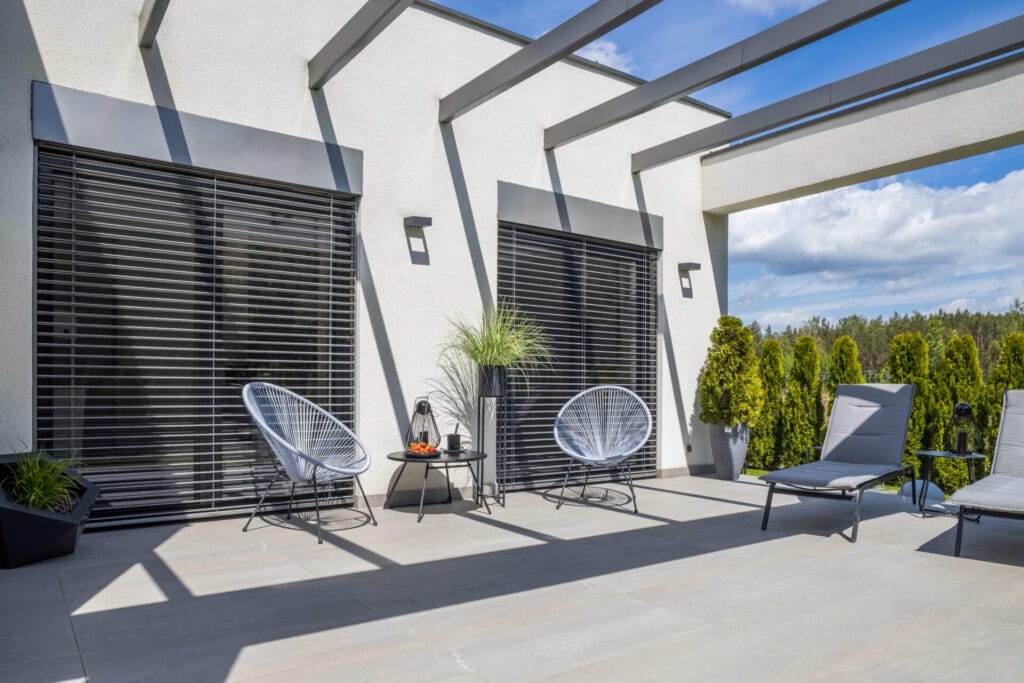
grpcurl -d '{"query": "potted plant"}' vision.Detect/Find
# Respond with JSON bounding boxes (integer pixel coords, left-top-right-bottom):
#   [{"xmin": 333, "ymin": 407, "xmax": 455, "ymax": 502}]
[
  {"xmin": 699, "ymin": 316, "xmax": 764, "ymax": 480},
  {"xmin": 0, "ymin": 450, "xmax": 98, "ymax": 568},
  {"xmin": 445, "ymin": 302, "xmax": 551, "ymax": 397}
]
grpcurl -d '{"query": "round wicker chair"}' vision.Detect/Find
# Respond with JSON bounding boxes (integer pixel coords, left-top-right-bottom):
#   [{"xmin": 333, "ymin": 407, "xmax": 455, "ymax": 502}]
[
  {"xmin": 553, "ymin": 385, "xmax": 652, "ymax": 513},
  {"xmin": 242, "ymin": 382, "xmax": 375, "ymax": 543}
]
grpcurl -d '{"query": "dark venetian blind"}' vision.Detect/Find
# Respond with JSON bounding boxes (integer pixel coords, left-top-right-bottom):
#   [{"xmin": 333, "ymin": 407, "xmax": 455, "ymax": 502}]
[
  {"xmin": 496, "ymin": 223, "xmax": 658, "ymax": 491},
  {"xmin": 35, "ymin": 146, "xmax": 357, "ymax": 525}
]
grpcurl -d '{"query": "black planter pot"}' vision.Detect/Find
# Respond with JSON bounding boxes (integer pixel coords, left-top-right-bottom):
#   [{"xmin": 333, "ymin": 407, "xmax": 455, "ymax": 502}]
[
  {"xmin": 479, "ymin": 365, "xmax": 508, "ymax": 398},
  {"xmin": 0, "ymin": 455, "xmax": 99, "ymax": 569}
]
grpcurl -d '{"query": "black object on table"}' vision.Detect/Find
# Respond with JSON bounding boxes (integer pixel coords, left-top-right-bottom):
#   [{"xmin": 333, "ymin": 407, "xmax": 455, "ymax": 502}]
[
  {"xmin": 384, "ymin": 450, "xmax": 492, "ymax": 522},
  {"xmin": 915, "ymin": 450, "xmax": 987, "ymax": 518}
]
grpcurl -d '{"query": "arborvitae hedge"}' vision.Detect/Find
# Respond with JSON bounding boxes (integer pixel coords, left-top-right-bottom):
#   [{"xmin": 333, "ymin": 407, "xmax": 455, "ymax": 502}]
[
  {"xmin": 781, "ymin": 336, "xmax": 821, "ymax": 467},
  {"xmin": 748, "ymin": 339, "xmax": 785, "ymax": 470},
  {"xmin": 931, "ymin": 334, "xmax": 983, "ymax": 492},
  {"xmin": 983, "ymin": 332, "xmax": 1024, "ymax": 452},
  {"xmin": 827, "ymin": 335, "xmax": 865, "ymax": 409},
  {"xmin": 887, "ymin": 333, "xmax": 930, "ymax": 477}
]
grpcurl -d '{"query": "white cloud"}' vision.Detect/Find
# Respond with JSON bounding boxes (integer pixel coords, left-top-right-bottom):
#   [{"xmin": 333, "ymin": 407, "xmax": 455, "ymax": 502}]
[
  {"xmin": 575, "ymin": 39, "xmax": 637, "ymax": 74},
  {"xmin": 725, "ymin": 0, "xmax": 821, "ymax": 16},
  {"xmin": 730, "ymin": 170, "xmax": 1024, "ymax": 327}
]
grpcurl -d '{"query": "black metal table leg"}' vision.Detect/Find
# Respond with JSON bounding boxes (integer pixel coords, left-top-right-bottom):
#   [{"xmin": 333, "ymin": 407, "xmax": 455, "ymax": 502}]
[
  {"xmin": 417, "ymin": 463, "xmax": 430, "ymax": 523},
  {"xmin": 444, "ymin": 463, "xmax": 452, "ymax": 503},
  {"xmin": 466, "ymin": 460, "xmax": 491, "ymax": 515},
  {"xmin": 384, "ymin": 462, "xmax": 407, "ymax": 509},
  {"xmin": 919, "ymin": 456, "xmax": 933, "ymax": 514}
]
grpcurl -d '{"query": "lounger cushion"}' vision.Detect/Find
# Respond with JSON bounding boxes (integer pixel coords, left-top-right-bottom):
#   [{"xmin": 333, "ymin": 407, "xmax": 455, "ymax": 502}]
[
  {"xmin": 992, "ymin": 390, "xmax": 1024, "ymax": 477},
  {"xmin": 821, "ymin": 384, "xmax": 915, "ymax": 467},
  {"xmin": 761, "ymin": 460, "xmax": 903, "ymax": 491},
  {"xmin": 950, "ymin": 474, "xmax": 1024, "ymax": 514}
]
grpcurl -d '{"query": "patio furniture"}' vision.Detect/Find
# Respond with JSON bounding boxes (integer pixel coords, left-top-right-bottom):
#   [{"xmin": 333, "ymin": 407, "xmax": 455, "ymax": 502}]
[
  {"xmin": 553, "ymin": 385, "xmax": 653, "ymax": 513},
  {"xmin": 950, "ymin": 389, "xmax": 1024, "ymax": 557},
  {"xmin": 241, "ymin": 382, "xmax": 376, "ymax": 544},
  {"xmin": 760, "ymin": 383, "xmax": 916, "ymax": 542},
  {"xmin": 915, "ymin": 449, "xmax": 986, "ymax": 517},
  {"xmin": 384, "ymin": 450, "xmax": 491, "ymax": 522}
]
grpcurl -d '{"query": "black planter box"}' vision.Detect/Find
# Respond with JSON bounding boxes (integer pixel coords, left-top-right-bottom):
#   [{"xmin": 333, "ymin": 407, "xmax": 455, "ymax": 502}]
[
  {"xmin": 479, "ymin": 365, "xmax": 507, "ymax": 398},
  {"xmin": 0, "ymin": 456, "xmax": 99, "ymax": 569}
]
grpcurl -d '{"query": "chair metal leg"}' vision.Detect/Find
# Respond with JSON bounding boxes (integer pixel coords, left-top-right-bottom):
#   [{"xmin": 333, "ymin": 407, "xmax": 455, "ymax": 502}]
[
  {"xmin": 761, "ymin": 482, "xmax": 775, "ymax": 530},
  {"xmin": 355, "ymin": 475, "xmax": 377, "ymax": 526},
  {"xmin": 243, "ymin": 474, "xmax": 281, "ymax": 532},
  {"xmin": 955, "ymin": 506, "xmax": 965, "ymax": 557},
  {"xmin": 417, "ymin": 463, "xmax": 430, "ymax": 523},
  {"xmin": 580, "ymin": 469, "xmax": 590, "ymax": 499},
  {"xmin": 556, "ymin": 462, "xmax": 573, "ymax": 510},
  {"xmin": 851, "ymin": 488, "xmax": 865, "ymax": 543},
  {"xmin": 623, "ymin": 460, "xmax": 638, "ymax": 513},
  {"xmin": 312, "ymin": 472, "xmax": 323, "ymax": 545},
  {"xmin": 286, "ymin": 481, "xmax": 296, "ymax": 520}
]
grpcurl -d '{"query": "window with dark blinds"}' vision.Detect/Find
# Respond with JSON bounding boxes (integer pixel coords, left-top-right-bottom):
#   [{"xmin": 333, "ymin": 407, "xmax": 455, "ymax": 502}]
[
  {"xmin": 496, "ymin": 224, "xmax": 658, "ymax": 492},
  {"xmin": 35, "ymin": 146, "xmax": 357, "ymax": 525}
]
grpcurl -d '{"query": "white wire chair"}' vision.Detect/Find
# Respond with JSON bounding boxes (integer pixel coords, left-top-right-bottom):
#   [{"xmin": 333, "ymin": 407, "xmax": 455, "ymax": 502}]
[
  {"xmin": 241, "ymin": 382, "xmax": 376, "ymax": 543},
  {"xmin": 553, "ymin": 385, "xmax": 653, "ymax": 513}
]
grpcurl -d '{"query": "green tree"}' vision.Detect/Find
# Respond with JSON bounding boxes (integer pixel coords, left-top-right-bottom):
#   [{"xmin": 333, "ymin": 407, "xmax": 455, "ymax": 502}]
[
  {"xmin": 781, "ymin": 336, "xmax": 821, "ymax": 467},
  {"xmin": 699, "ymin": 316, "xmax": 764, "ymax": 427},
  {"xmin": 931, "ymin": 335, "xmax": 984, "ymax": 492},
  {"xmin": 887, "ymin": 333, "xmax": 930, "ymax": 476},
  {"xmin": 827, "ymin": 336, "xmax": 865, "ymax": 408},
  {"xmin": 748, "ymin": 339, "xmax": 785, "ymax": 470},
  {"xmin": 982, "ymin": 332, "xmax": 1024, "ymax": 453}
]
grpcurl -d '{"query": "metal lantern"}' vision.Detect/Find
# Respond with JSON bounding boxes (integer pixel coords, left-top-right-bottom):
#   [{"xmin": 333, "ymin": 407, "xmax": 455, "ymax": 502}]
[
  {"xmin": 404, "ymin": 397, "xmax": 441, "ymax": 447},
  {"xmin": 952, "ymin": 402, "xmax": 976, "ymax": 455}
]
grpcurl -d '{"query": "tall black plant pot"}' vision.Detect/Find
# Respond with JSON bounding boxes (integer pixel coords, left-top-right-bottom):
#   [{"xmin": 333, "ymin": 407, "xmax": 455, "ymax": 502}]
[
  {"xmin": 0, "ymin": 455, "xmax": 98, "ymax": 569},
  {"xmin": 479, "ymin": 365, "xmax": 508, "ymax": 398}
]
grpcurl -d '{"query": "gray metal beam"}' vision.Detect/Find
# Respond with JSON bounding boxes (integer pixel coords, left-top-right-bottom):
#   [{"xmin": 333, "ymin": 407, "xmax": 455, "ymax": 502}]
[
  {"xmin": 438, "ymin": 0, "xmax": 663, "ymax": 123},
  {"xmin": 632, "ymin": 16, "xmax": 1024, "ymax": 172},
  {"xmin": 544, "ymin": 0, "xmax": 908, "ymax": 149},
  {"xmin": 309, "ymin": 0, "xmax": 415, "ymax": 90},
  {"xmin": 138, "ymin": 0, "xmax": 171, "ymax": 48}
]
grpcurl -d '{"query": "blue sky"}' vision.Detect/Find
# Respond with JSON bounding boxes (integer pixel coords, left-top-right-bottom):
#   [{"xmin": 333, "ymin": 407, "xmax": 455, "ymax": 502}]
[{"xmin": 436, "ymin": 0, "xmax": 1024, "ymax": 328}]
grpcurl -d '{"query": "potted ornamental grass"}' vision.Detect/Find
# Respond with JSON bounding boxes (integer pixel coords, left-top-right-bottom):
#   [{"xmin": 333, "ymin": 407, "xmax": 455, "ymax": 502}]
[
  {"xmin": 445, "ymin": 302, "xmax": 551, "ymax": 397},
  {"xmin": 699, "ymin": 316, "xmax": 764, "ymax": 480},
  {"xmin": 0, "ymin": 450, "xmax": 98, "ymax": 568}
]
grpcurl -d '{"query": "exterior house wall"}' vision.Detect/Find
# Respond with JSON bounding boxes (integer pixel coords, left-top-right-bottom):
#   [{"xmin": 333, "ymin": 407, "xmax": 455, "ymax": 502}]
[{"xmin": 0, "ymin": 0, "xmax": 727, "ymax": 498}]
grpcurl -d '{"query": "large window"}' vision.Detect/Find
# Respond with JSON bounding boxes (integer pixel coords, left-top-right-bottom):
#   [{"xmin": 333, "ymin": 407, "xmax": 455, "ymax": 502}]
[
  {"xmin": 35, "ymin": 146, "xmax": 357, "ymax": 525},
  {"xmin": 496, "ymin": 224, "xmax": 658, "ymax": 491}
]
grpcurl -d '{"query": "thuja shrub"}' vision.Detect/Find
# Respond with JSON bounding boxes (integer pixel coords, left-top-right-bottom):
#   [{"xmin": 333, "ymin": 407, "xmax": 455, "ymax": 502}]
[
  {"xmin": 698, "ymin": 316, "xmax": 764, "ymax": 427},
  {"xmin": 931, "ymin": 334, "xmax": 984, "ymax": 492},
  {"xmin": 887, "ymin": 332, "xmax": 930, "ymax": 476},
  {"xmin": 983, "ymin": 332, "xmax": 1024, "ymax": 452},
  {"xmin": 781, "ymin": 336, "xmax": 821, "ymax": 467},
  {"xmin": 827, "ymin": 335, "xmax": 865, "ymax": 409},
  {"xmin": 748, "ymin": 339, "xmax": 785, "ymax": 470}
]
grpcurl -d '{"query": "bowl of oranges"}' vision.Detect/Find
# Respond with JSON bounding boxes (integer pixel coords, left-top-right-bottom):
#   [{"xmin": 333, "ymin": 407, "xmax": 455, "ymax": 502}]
[{"xmin": 407, "ymin": 441, "xmax": 439, "ymax": 457}]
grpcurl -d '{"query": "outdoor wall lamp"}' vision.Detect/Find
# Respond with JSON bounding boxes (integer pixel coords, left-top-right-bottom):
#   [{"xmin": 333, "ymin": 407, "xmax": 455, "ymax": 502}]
[
  {"xmin": 404, "ymin": 216, "xmax": 432, "ymax": 228},
  {"xmin": 678, "ymin": 262, "xmax": 700, "ymax": 299},
  {"xmin": 404, "ymin": 216, "xmax": 431, "ymax": 265}
]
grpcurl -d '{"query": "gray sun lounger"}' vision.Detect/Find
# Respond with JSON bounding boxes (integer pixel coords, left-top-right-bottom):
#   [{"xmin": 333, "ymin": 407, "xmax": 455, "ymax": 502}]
[
  {"xmin": 949, "ymin": 389, "xmax": 1024, "ymax": 557},
  {"xmin": 760, "ymin": 383, "xmax": 916, "ymax": 542}
]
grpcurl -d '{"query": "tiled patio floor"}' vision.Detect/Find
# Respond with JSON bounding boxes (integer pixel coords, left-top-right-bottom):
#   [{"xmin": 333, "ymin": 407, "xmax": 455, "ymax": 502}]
[{"xmin": 3, "ymin": 474, "xmax": 1023, "ymax": 682}]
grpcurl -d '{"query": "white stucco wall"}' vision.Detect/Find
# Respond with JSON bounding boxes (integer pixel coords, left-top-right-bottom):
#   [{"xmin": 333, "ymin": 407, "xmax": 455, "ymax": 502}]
[
  {"xmin": 701, "ymin": 58, "xmax": 1024, "ymax": 215},
  {"xmin": 0, "ymin": 0, "xmax": 726, "ymax": 497}
]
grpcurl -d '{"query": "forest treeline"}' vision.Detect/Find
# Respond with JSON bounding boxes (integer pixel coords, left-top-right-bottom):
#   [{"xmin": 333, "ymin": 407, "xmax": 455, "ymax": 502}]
[
  {"xmin": 749, "ymin": 300, "xmax": 1024, "ymax": 381},
  {"xmin": 745, "ymin": 301, "xmax": 1024, "ymax": 494}
]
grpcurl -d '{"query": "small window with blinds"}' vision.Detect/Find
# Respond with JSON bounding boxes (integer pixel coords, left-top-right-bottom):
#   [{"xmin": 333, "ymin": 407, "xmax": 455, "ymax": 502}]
[
  {"xmin": 35, "ymin": 146, "xmax": 357, "ymax": 525},
  {"xmin": 496, "ymin": 224, "xmax": 658, "ymax": 491}
]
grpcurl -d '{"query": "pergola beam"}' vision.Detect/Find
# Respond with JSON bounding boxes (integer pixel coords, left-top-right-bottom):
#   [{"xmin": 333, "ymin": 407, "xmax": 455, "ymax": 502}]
[
  {"xmin": 138, "ymin": 0, "xmax": 171, "ymax": 48},
  {"xmin": 544, "ymin": 0, "xmax": 908, "ymax": 149},
  {"xmin": 308, "ymin": 0, "xmax": 415, "ymax": 90},
  {"xmin": 632, "ymin": 16, "xmax": 1024, "ymax": 172},
  {"xmin": 438, "ymin": 0, "xmax": 663, "ymax": 124}
]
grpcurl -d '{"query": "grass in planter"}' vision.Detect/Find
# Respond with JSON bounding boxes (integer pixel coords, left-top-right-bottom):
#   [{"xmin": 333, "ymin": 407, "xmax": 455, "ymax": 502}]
[{"xmin": 2, "ymin": 451, "xmax": 80, "ymax": 513}]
